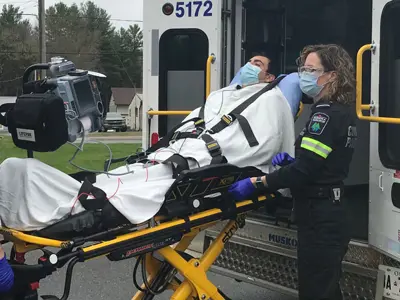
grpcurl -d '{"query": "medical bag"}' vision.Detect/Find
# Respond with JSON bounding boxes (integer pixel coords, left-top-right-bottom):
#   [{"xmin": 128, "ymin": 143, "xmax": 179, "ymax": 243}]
[{"xmin": 1, "ymin": 93, "xmax": 69, "ymax": 152}]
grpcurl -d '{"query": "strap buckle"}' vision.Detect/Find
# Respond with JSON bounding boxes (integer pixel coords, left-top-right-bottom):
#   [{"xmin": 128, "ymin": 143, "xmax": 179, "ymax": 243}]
[
  {"xmin": 194, "ymin": 119, "xmax": 205, "ymax": 127},
  {"xmin": 205, "ymin": 140, "xmax": 222, "ymax": 157},
  {"xmin": 221, "ymin": 114, "xmax": 233, "ymax": 126}
]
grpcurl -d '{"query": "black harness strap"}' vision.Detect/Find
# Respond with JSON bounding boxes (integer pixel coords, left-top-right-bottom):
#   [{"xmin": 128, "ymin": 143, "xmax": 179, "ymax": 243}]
[
  {"xmin": 201, "ymin": 133, "xmax": 227, "ymax": 164},
  {"xmin": 147, "ymin": 117, "xmax": 204, "ymax": 152},
  {"xmin": 209, "ymin": 76, "xmax": 286, "ymax": 147},
  {"xmin": 69, "ymin": 171, "xmax": 97, "ymax": 183},
  {"xmin": 77, "ymin": 178, "xmax": 108, "ymax": 211},
  {"xmin": 146, "ymin": 79, "xmax": 285, "ymax": 178},
  {"xmin": 162, "ymin": 153, "xmax": 190, "ymax": 179},
  {"xmin": 231, "ymin": 113, "xmax": 259, "ymax": 147},
  {"xmin": 170, "ymin": 131, "xmax": 199, "ymax": 141},
  {"xmin": 199, "ymin": 105, "xmax": 205, "ymax": 119}
]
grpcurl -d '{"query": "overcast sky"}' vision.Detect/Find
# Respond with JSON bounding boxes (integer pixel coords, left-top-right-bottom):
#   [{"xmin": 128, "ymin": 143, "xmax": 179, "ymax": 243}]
[{"xmin": 1, "ymin": 0, "xmax": 143, "ymax": 29}]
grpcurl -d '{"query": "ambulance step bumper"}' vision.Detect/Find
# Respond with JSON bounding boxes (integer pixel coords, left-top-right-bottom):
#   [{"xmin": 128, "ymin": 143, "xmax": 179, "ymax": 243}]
[{"xmin": 203, "ymin": 218, "xmax": 397, "ymax": 300}]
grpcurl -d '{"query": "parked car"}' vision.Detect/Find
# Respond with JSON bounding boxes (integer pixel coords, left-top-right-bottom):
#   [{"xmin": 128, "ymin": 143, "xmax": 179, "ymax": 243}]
[{"xmin": 100, "ymin": 112, "xmax": 128, "ymax": 132}]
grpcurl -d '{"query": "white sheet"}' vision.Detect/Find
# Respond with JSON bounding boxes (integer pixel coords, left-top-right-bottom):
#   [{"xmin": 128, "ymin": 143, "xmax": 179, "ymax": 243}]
[{"xmin": 0, "ymin": 83, "xmax": 296, "ymax": 231}]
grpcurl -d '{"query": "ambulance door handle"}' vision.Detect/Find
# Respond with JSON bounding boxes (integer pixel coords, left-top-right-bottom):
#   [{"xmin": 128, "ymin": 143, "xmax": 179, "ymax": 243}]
[{"xmin": 379, "ymin": 172, "xmax": 383, "ymax": 191}]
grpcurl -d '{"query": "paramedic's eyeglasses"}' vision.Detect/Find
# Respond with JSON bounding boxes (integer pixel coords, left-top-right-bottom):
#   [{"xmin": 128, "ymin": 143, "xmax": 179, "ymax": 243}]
[{"xmin": 298, "ymin": 66, "xmax": 325, "ymax": 74}]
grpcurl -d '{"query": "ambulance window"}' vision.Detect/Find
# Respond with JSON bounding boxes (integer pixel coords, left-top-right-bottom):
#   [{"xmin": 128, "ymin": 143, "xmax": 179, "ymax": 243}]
[
  {"xmin": 158, "ymin": 29, "xmax": 209, "ymax": 135},
  {"xmin": 378, "ymin": 0, "xmax": 400, "ymax": 169}
]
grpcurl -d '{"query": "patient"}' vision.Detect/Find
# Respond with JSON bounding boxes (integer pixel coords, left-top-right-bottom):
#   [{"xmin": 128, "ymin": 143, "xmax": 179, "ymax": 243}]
[
  {"xmin": 0, "ymin": 69, "xmax": 302, "ymax": 232},
  {"xmin": 230, "ymin": 55, "xmax": 276, "ymax": 86}
]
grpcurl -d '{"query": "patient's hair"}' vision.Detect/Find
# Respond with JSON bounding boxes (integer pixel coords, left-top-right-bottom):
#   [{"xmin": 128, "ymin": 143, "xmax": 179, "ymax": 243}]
[{"xmin": 297, "ymin": 44, "xmax": 356, "ymax": 105}]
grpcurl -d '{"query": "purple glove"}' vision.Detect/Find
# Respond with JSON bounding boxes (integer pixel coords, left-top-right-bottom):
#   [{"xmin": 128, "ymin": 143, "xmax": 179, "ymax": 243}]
[
  {"xmin": 0, "ymin": 255, "xmax": 14, "ymax": 293},
  {"xmin": 272, "ymin": 152, "xmax": 295, "ymax": 167},
  {"xmin": 228, "ymin": 178, "xmax": 256, "ymax": 201}
]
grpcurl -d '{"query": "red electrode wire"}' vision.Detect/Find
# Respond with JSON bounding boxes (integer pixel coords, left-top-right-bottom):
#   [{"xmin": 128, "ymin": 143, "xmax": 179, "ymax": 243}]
[
  {"xmin": 144, "ymin": 149, "xmax": 176, "ymax": 182},
  {"xmin": 70, "ymin": 178, "xmax": 123, "ymax": 214}
]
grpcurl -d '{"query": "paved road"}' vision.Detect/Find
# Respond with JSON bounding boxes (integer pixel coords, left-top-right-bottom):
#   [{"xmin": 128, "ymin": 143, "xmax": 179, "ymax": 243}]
[{"xmin": 2, "ymin": 243, "xmax": 296, "ymax": 300}]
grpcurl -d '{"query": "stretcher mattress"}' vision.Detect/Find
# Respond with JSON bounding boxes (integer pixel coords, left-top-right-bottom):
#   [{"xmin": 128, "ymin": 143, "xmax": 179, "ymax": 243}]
[{"xmin": 0, "ymin": 83, "xmax": 295, "ymax": 232}]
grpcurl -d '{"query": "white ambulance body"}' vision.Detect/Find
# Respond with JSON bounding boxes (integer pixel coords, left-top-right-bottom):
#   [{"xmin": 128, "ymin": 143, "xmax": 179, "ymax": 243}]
[{"xmin": 142, "ymin": 0, "xmax": 400, "ymax": 298}]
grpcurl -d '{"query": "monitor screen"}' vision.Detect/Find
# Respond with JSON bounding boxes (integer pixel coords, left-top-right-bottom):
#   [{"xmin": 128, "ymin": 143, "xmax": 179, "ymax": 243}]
[{"xmin": 73, "ymin": 78, "xmax": 96, "ymax": 115}]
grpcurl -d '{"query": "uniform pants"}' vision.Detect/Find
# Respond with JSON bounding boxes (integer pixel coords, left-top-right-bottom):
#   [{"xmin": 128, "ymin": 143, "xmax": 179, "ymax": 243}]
[{"xmin": 294, "ymin": 195, "xmax": 351, "ymax": 300}]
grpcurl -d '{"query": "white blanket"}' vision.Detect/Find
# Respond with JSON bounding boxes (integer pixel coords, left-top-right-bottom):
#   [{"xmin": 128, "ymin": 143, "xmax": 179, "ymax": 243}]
[{"xmin": 0, "ymin": 83, "xmax": 295, "ymax": 231}]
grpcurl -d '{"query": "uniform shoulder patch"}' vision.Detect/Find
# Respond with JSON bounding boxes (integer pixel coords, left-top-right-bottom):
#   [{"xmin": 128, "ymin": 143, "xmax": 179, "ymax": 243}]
[{"xmin": 308, "ymin": 112, "xmax": 330, "ymax": 135}]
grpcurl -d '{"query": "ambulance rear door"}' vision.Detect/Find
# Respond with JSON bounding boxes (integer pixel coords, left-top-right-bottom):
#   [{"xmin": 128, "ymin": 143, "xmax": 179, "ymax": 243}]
[
  {"xmin": 367, "ymin": 0, "xmax": 400, "ymax": 264},
  {"xmin": 142, "ymin": 0, "xmax": 222, "ymax": 146}
]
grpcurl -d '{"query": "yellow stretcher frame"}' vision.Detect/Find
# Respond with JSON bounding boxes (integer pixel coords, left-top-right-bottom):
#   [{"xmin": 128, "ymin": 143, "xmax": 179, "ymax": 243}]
[{"xmin": 0, "ymin": 194, "xmax": 273, "ymax": 300}]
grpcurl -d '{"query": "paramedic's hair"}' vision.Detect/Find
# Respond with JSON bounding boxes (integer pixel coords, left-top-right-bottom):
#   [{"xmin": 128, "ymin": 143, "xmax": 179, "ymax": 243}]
[{"xmin": 297, "ymin": 44, "xmax": 356, "ymax": 105}]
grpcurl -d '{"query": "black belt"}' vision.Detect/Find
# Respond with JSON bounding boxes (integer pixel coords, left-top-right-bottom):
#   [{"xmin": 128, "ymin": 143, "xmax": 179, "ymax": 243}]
[{"xmin": 294, "ymin": 184, "xmax": 344, "ymax": 201}]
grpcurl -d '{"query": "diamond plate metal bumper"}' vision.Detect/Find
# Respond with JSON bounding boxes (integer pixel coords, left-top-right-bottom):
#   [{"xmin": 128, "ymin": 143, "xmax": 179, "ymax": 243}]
[{"xmin": 204, "ymin": 218, "xmax": 399, "ymax": 300}]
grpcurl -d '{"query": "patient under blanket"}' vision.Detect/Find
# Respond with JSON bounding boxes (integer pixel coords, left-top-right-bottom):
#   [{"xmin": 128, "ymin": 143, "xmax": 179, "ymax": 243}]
[{"xmin": 0, "ymin": 80, "xmax": 300, "ymax": 231}]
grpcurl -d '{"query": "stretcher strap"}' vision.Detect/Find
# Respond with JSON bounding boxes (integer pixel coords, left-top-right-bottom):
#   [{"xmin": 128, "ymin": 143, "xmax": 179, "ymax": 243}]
[
  {"xmin": 201, "ymin": 134, "xmax": 227, "ymax": 164},
  {"xmin": 170, "ymin": 131, "xmax": 199, "ymax": 141},
  {"xmin": 77, "ymin": 179, "xmax": 108, "ymax": 211},
  {"xmin": 231, "ymin": 113, "xmax": 258, "ymax": 147},
  {"xmin": 69, "ymin": 171, "xmax": 96, "ymax": 183},
  {"xmin": 148, "ymin": 117, "xmax": 204, "ymax": 152},
  {"xmin": 209, "ymin": 76, "xmax": 286, "ymax": 147},
  {"xmin": 162, "ymin": 154, "xmax": 190, "ymax": 179}
]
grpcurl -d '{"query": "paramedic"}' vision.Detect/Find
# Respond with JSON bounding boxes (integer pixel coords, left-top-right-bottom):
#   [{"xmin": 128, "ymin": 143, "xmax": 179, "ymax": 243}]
[
  {"xmin": 228, "ymin": 44, "xmax": 356, "ymax": 300},
  {"xmin": 0, "ymin": 244, "xmax": 14, "ymax": 293},
  {"xmin": 230, "ymin": 55, "xmax": 276, "ymax": 86}
]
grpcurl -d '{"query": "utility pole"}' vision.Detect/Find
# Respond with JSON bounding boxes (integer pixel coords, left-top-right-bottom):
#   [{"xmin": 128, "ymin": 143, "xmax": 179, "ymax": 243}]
[{"xmin": 38, "ymin": 0, "xmax": 46, "ymax": 79}]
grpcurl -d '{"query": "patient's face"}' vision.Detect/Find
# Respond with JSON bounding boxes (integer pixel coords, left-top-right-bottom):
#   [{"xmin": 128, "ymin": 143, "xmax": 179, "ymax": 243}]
[{"xmin": 248, "ymin": 56, "xmax": 274, "ymax": 82}]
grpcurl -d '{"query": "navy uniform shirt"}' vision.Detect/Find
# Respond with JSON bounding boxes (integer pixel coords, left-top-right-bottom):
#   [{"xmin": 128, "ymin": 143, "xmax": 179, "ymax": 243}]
[{"xmin": 265, "ymin": 99, "xmax": 357, "ymax": 191}]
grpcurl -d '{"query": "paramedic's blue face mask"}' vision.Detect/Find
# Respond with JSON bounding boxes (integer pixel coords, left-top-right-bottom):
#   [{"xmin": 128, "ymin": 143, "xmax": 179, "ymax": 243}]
[
  {"xmin": 240, "ymin": 62, "xmax": 262, "ymax": 86},
  {"xmin": 299, "ymin": 71, "xmax": 326, "ymax": 99}
]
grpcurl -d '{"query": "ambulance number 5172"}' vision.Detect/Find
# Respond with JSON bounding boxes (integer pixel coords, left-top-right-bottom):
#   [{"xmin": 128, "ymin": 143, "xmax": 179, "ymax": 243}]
[{"xmin": 175, "ymin": 1, "xmax": 213, "ymax": 18}]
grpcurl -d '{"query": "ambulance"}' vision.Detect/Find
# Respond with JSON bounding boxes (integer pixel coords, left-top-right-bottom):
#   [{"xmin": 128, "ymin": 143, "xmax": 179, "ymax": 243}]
[{"xmin": 142, "ymin": 0, "xmax": 400, "ymax": 298}]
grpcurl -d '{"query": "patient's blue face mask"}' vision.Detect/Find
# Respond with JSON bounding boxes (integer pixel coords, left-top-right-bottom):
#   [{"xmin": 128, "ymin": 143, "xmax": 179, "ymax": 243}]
[
  {"xmin": 299, "ymin": 71, "xmax": 325, "ymax": 99},
  {"xmin": 240, "ymin": 62, "xmax": 262, "ymax": 86}
]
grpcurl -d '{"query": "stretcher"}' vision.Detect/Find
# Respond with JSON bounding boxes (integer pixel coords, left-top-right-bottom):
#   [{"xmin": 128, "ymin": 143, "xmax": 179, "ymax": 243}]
[
  {"xmin": 0, "ymin": 74, "xmax": 301, "ymax": 299},
  {"xmin": 0, "ymin": 155, "xmax": 281, "ymax": 300}
]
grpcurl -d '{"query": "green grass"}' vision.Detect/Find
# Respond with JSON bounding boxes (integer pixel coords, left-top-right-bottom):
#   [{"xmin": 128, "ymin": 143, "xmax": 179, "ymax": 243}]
[{"xmin": 0, "ymin": 137, "xmax": 141, "ymax": 173}]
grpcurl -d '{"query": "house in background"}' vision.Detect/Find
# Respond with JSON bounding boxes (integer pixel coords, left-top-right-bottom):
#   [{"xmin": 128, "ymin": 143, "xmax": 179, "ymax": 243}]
[
  {"xmin": 128, "ymin": 91, "xmax": 143, "ymax": 131},
  {"xmin": 109, "ymin": 87, "xmax": 136, "ymax": 118},
  {"xmin": 108, "ymin": 87, "xmax": 143, "ymax": 130}
]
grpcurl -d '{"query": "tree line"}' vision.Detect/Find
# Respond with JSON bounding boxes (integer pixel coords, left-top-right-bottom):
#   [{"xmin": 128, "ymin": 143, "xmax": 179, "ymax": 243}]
[{"xmin": 0, "ymin": 1, "xmax": 143, "ymax": 98}]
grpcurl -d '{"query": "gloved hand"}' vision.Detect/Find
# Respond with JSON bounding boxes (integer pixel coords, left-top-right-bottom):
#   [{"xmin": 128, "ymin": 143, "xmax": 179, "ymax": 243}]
[
  {"xmin": 272, "ymin": 152, "xmax": 295, "ymax": 167},
  {"xmin": 228, "ymin": 178, "xmax": 256, "ymax": 201}
]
